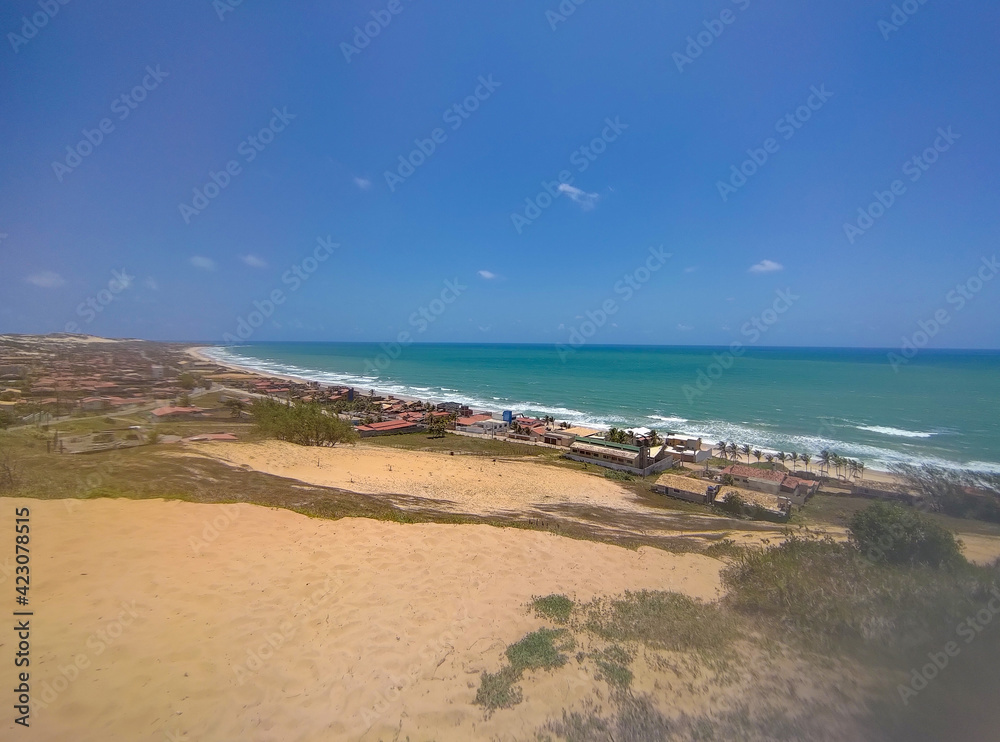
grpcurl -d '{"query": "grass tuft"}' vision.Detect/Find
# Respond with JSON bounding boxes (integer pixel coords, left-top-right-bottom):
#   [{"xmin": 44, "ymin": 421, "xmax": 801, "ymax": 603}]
[{"xmin": 530, "ymin": 594, "xmax": 575, "ymax": 624}]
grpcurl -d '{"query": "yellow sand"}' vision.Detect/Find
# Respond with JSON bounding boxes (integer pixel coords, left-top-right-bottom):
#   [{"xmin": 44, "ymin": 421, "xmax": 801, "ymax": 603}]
[
  {"xmin": 1, "ymin": 497, "xmax": 723, "ymax": 742},
  {"xmin": 192, "ymin": 439, "xmax": 655, "ymax": 516}
]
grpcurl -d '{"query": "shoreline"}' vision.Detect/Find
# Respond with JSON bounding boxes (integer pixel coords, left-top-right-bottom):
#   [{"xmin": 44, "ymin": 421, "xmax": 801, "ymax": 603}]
[{"xmin": 185, "ymin": 345, "xmax": 934, "ymax": 481}]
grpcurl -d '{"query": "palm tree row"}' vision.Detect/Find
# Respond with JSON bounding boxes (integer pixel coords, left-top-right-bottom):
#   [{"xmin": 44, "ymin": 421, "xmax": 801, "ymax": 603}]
[{"xmin": 714, "ymin": 441, "xmax": 864, "ymax": 480}]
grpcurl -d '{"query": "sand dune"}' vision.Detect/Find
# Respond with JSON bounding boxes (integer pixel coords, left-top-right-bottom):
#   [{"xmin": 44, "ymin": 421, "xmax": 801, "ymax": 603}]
[
  {"xmin": 2, "ymin": 498, "xmax": 723, "ymax": 742},
  {"xmin": 193, "ymin": 440, "xmax": 654, "ymax": 517}
]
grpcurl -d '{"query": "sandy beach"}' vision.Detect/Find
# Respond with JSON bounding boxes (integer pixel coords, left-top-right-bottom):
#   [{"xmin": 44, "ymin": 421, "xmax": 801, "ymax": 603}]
[{"xmin": 2, "ymin": 497, "xmax": 725, "ymax": 742}]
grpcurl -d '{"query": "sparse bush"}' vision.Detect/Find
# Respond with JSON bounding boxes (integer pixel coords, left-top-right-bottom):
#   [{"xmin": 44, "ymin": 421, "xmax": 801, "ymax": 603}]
[
  {"xmin": 603, "ymin": 469, "xmax": 634, "ymax": 482},
  {"xmin": 475, "ymin": 628, "xmax": 573, "ymax": 713},
  {"xmin": 531, "ymin": 594, "xmax": 574, "ymax": 624},
  {"xmin": 722, "ymin": 534, "xmax": 991, "ymax": 652},
  {"xmin": 582, "ymin": 591, "xmax": 733, "ymax": 653}
]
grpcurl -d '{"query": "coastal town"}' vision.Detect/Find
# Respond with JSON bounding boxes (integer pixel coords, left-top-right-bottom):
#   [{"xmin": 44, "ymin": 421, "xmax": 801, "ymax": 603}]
[{"xmin": 0, "ymin": 334, "xmax": 938, "ymax": 521}]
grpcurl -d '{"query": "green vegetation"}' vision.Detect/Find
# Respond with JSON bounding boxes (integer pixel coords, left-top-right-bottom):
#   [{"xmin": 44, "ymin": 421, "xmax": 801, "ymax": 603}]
[
  {"xmin": 475, "ymin": 628, "xmax": 574, "ymax": 713},
  {"xmin": 892, "ymin": 463, "xmax": 1000, "ymax": 524},
  {"xmin": 849, "ymin": 501, "xmax": 964, "ymax": 568},
  {"xmin": 530, "ymin": 594, "xmax": 575, "ymax": 624},
  {"xmin": 250, "ymin": 399, "xmax": 359, "ymax": 447},
  {"xmin": 582, "ymin": 590, "xmax": 734, "ymax": 653},
  {"xmin": 603, "ymin": 468, "xmax": 635, "ymax": 482},
  {"xmin": 366, "ymin": 431, "xmax": 544, "ymax": 458},
  {"xmin": 591, "ymin": 644, "xmax": 633, "ymax": 690}
]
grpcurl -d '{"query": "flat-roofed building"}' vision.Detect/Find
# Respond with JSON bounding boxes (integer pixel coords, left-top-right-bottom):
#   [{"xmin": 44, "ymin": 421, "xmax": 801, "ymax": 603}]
[{"xmin": 567, "ymin": 438, "xmax": 675, "ymax": 476}]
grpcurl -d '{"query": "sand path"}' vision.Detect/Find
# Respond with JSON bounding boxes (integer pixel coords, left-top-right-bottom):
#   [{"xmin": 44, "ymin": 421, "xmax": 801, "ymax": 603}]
[{"xmin": 2, "ymin": 498, "xmax": 724, "ymax": 741}]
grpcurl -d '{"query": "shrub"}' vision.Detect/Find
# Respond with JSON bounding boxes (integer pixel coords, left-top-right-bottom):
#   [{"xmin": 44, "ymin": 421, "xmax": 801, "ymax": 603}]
[
  {"xmin": 848, "ymin": 502, "xmax": 964, "ymax": 569},
  {"xmin": 722, "ymin": 534, "xmax": 989, "ymax": 652},
  {"xmin": 250, "ymin": 399, "xmax": 359, "ymax": 447},
  {"xmin": 531, "ymin": 594, "xmax": 574, "ymax": 624},
  {"xmin": 582, "ymin": 590, "xmax": 733, "ymax": 653},
  {"xmin": 717, "ymin": 492, "xmax": 746, "ymax": 516}
]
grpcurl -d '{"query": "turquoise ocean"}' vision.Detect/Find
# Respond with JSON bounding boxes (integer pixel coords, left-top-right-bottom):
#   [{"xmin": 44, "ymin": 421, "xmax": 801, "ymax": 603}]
[{"xmin": 201, "ymin": 343, "xmax": 1000, "ymax": 473}]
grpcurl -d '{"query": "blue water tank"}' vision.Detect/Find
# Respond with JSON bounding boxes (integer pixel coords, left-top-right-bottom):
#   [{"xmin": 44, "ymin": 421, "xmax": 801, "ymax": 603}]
[{"xmin": 502, "ymin": 410, "xmax": 513, "ymax": 423}]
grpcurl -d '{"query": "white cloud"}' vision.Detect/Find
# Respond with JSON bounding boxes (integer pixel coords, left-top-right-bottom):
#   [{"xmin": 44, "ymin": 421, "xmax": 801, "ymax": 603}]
[
  {"xmin": 749, "ymin": 259, "xmax": 783, "ymax": 274},
  {"xmin": 677, "ymin": 323, "xmax": 694, "ymax": 332},
  {"xmin": 684, "ymin": 266, "xmax": 698, "ymax": 274},
  {"xmin": 190, "ymin": 256, "xmax": 215, "ymax": 271},
  {"xmin": 242, "ymin": 254, "xmax": 267, "ymax": 269},
  {"xmin": 144, "ymin": 277, "xmax": 159, "ymax": 291},
  {"xmin": 354, "ymin": 176, "xmax": 372, "ymax": 190},
  {"xmin": 477, "ymin": 270, "xmax": 497, "ymax": 280},
  {"xmin": 24, "ymin": 271, "xmax": 66, "ymax": 288},
  {"xmin": 558, "ymin": 183, "xmax": 599, "ymax": 210}
]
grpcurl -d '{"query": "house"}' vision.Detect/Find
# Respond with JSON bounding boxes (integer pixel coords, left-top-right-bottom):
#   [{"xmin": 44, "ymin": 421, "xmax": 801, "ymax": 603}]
[
  {"xmin": 567, "ymin": 438, "xmax": 675, "ymax": 476},
  {"xmin": 663, "ymin": 435, "xmax": 711, "ymax": 464},
  {"xmin": 722, "ymin": 464, "xmax": 819, "ymax": 505},
  {"xmin": 653, "ymin": 473, "xmax": 718, "ymax": 504},
  {"xmin": 356, "ymin": 419, "xmax": 422, "ymax": 437},
  {"xmin": 149, "ymin": 406, "xmax": 209, "ymax": 421},
  {"xmin": 80, "ymin": 397, "xmax": 110, "ymax": 412},
  {"xmin": 541, "ymin": 430, "xmax": 576, "ymax": 447},
  {"xmin": 455, "ymin": 414, "xmax": 508, "ymax": 435}
]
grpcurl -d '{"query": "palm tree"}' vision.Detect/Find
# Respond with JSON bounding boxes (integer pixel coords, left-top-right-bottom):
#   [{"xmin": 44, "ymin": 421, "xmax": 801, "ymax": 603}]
[
  {"xmin": 765, "ymin": 453, "xmax": 775, "ymax": 466},
  {"xmin": 789, "ymin": 452, "xmax": 798, "ymax": 472},
  {"xmin": 753, "ymin": 448, "xmax": 763, "ymax": 464},
  {"xmin": 848, "ymin": 459, "xmax": 859, "ymax": 480},
  {"xmin": 648, "ymin": 429, "xmax": 662, "ymax": 447},
  {"xmin": 801, "ymin": 453, "xmax": 811, "ymax": 472},
  {"xmin": 716, "ymin": 441, "xmax": 728, "ymax": 459},
  {"xmin": 777, "ymin": 452, "xmax": 787, "ymax": 470},
  {"xmin": 818, "ymin": 450, "xmax": 831, "ymax": 476},
  {"xmin": 857, "ymin": 460, "xmax": 865, "ymax": 480},
  {"xmin": 726, "ymin": 442, "xmax": 738, "ymax": 462},
  {"xmin": 740, "ymin": 443, "xmax": 752, "ymax": 464}
]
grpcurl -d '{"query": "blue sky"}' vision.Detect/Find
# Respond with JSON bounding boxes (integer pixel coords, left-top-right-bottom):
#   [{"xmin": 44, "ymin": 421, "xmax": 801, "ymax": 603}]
[{"xmin": 1, "ymin": 0, "xmax": 998, "ymax": 348}]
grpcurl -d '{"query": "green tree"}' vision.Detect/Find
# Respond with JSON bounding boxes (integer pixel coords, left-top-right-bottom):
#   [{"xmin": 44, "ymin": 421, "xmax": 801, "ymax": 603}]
[
  {"xmin": 251, "ymin": 399, "xmax": 359, "ymax": 447},
  {"xmin": 848, "ymin": 502, "xmax": 964, "ymax": 569},
  {"xmin": 178, "ymin": 372, "xmax": 197, "ymax": 391}
]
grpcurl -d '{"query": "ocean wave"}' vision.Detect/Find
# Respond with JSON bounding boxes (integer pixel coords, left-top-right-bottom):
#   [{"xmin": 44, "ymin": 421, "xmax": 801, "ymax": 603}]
[
  {"xmin": 855, "ymin": 425, "xmax": 934, "ymax": 439},
  {"xmin": 649, "ymin": 415, "xmax": 689, "ymax": 425},
  {"xmin": 199, "ymin": 346, "xmax": 1000, "ymax": 474}
]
